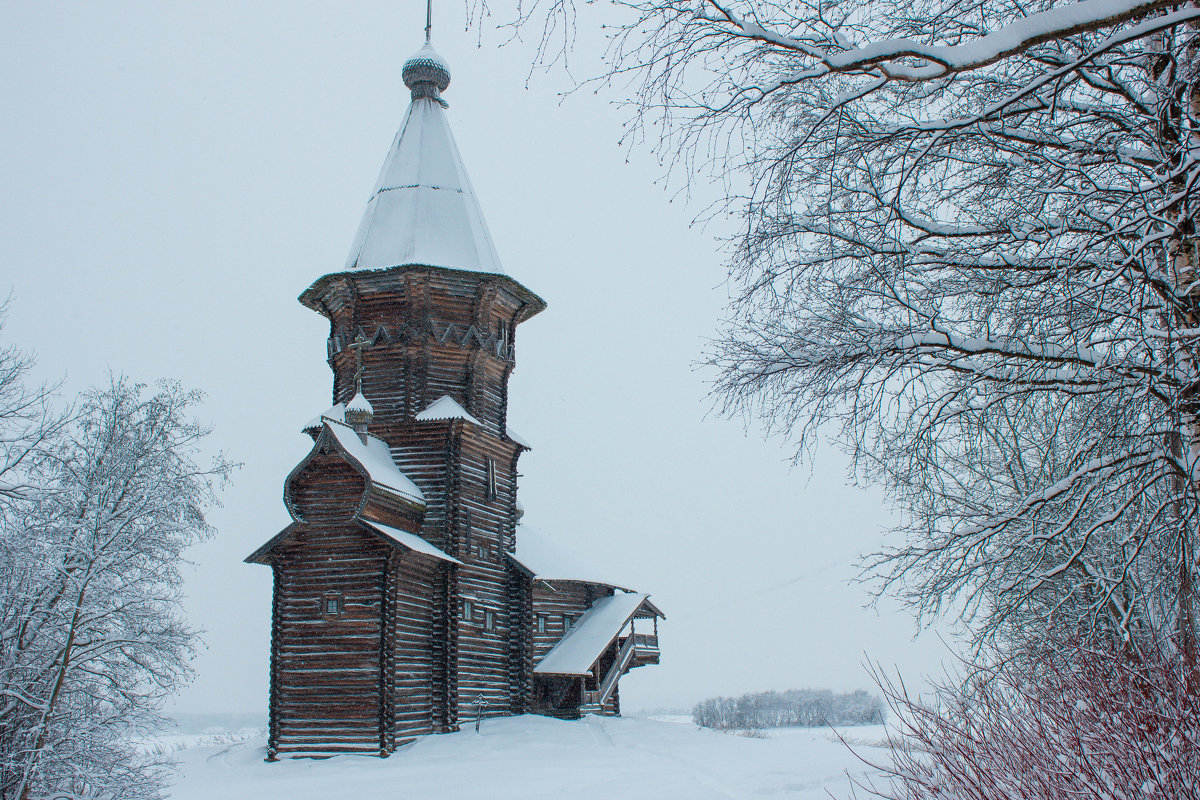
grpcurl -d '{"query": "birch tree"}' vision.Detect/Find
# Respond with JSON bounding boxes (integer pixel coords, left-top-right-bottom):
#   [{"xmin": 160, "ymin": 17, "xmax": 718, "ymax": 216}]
[
  {"xmin": 511, "ymin": 0, "xmax": 1200, "ymax": 656},
  {"xmin": 0, "ymin": 378, "xmax": 231, "ymax": 800}
]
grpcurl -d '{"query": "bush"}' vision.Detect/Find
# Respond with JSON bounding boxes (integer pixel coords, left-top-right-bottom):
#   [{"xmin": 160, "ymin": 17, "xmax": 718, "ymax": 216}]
[
  {"xmin": 856, "ymin": 642, "xmax": 1200, "ymax": 799},
  {"xmin": 693, "ymin": 688, "xmax": 885, "ymax": 730}
]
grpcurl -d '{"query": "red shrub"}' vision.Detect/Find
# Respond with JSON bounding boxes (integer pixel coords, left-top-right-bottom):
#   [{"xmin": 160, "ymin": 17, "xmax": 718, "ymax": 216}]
[{"xmin": 854, "ymin": 644, "xmax": 1200, "ymax": 799}]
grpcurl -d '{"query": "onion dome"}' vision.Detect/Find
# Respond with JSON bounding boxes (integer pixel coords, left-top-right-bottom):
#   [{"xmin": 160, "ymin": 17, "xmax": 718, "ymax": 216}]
[
  {"xmin": 403, "ymin": 43, "xmax": 451, "ymax": 103},
  {"xmin": 344, "ymin": 389, "xmax": 374, "ymax": 429}
]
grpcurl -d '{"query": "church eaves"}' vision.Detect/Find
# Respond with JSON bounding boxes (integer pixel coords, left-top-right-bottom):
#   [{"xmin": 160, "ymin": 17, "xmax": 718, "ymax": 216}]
[{"xmin": 343, "ymin": 44, "xmax": 504, "ymax": 275}]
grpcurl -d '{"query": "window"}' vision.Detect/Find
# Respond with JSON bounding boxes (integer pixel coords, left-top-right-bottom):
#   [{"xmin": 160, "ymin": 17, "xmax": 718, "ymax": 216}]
[
  {"xmin": 486, "ymin": 458, "xmax": 497, "ymax": 501},
  {"xmin": 322, "ymin": 593, "xmax": 341, "ymax": 615},
  {"xmin": 462, "ymin": 600, "xmax": 474, "ymax": 621},
  {"xmin": 484, "ymin": 609, "xmax": 496, "ymax": 632},
  {"xmin": 562, "ymin": 614, "xmax": 576, "ymax": 631},
  {"xmin": 536, "ymin": 614, "xmax": 547, "ymax": 634},
  {"xmin": 462, "ymin": 508, "xmax": 473, "ymax": 553}
]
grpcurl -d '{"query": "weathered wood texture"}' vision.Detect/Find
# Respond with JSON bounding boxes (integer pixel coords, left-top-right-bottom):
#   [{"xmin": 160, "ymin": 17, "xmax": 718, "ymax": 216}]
[
  {"xmin": 530, "ymin": 582, "xmax": 614, "ymax": 662},
  {"xmin": 251, "ymin": 264, "xmax": 656, "ymax": 758},
  {"xmin": 315, "ymin": 269, "xmax": 531, "ymax": 437},
  {"xmin": 507, "ymin": 572, "xmax": 535, "ymax": 713},
  {"xmin": 316, "ymin": 268, "xmax": 530, "ymax": 725},
  {"xmin": 270, "ymin": 523, "xmax": 388, "ymax": 756}
]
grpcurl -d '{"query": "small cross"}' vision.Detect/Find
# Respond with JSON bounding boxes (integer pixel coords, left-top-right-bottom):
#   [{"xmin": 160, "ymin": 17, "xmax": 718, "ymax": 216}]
[{"xmin": 348, "ymin": 334, "xmax": 370, "ymax": 388}]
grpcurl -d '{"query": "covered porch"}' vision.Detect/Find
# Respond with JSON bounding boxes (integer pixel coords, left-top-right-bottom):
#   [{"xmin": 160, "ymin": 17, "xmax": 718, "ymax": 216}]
[{"xmin": 532, "ymin": 592, "xmax": 665, "ymax": 717}]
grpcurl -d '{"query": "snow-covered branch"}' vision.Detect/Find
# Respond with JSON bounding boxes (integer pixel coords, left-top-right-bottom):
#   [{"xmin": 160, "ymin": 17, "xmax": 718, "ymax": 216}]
[{"xmin": 0, "ymin": 374, "xmax": 232, "ymax": 800}]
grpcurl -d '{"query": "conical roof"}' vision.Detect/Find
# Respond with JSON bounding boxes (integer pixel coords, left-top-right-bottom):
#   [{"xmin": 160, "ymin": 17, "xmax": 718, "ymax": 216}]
[{"xmin": 344, "ymin": 44, "xmax": 504, "ymax": 275}]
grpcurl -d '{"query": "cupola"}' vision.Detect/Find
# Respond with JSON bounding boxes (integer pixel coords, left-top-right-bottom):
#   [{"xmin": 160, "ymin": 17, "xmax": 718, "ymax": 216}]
[{"xmin": 402, "ymin": 43, "xmax": 451, "ymax": 103}]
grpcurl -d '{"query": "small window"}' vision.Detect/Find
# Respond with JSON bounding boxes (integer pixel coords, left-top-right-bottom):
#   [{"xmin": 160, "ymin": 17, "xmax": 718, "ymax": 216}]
[
  {"xmin": 463, "ymin": 600, "xmax": 474, "ymax": 621},
  {"xmin": 462, "ymin": 508, "xmax": 473, "ymax": 552},
  {"xmin": 484, "ymin": 609, "xmax": 496, "ymax": 632},
  {"xmin": 322, "ymin": 593, "xmax": 341, "ymax": 615},
  {"xmin": 486, "ymin": 458, "xmax": 497, "ymax": 501},
  {"xmin": 536, "ymin": 614, "xmax": 547, "ymax": 634},
  {"xmin": 562, "ymin": 614, "xmax": 576, "ymax": 631}
]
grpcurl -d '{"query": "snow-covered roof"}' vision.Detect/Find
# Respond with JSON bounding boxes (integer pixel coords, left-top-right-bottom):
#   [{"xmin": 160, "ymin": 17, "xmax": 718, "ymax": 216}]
[
  {"xmin": 506, "ymin": 424, "xmax": 531, "ymax": 449},
  {"xmin": 414, "ymin": 395, "xmax": 481, "ymax": 425},
  {"xmin": 323, "ymin": 420, "xmax": 425, "ymax": 506},
  {"xmin": 534, "ymin": 592, "xmax": 650, "ymax": 676},
  {"xmin": 358, "ymin": 518, "xmax": 460, "ymax": 564},
  {"xmin": 344, "ymin": 77, "xmax": 504, "ymax": 274},
  {"xmin": 509, "ymin": 525, "xmax": 632, "ymax": 591},
  {"xmin": 345, "ymin": 390, "xmax": 374, "ymax": 419},
  {"xmin": 304, "ymin": 402, "xmax": 345, "ymax": 431}
]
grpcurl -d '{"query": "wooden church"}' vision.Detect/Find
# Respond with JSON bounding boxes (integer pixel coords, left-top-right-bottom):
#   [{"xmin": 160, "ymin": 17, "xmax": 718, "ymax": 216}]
[{"xmin": 245, "ymin": 40, "xmax": 663, "ymax": 759}]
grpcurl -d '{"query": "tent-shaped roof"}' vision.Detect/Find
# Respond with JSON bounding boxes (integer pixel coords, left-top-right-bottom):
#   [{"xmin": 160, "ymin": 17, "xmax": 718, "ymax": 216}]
[
  {"xmin": 344, "ymin": 51, "xmax": 503, "ymax": 275},
  {"xmin": 534, "ymin": 592, "xmax": 655, "ymax": 676}
]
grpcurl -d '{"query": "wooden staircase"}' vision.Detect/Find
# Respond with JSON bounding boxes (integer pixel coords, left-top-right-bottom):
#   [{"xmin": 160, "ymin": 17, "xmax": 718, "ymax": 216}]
[{"xmin": 581, "ymin": 632, "xmax": 639, "ymax": 713}]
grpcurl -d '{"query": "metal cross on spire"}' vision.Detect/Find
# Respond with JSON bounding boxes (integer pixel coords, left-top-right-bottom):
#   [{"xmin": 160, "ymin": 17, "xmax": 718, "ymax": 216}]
[
  {"xmin": 425, "ymin": 0, "xmax": 433, "ymax": 42},
  {"xmin": 348, "ymin": 334, "xmax": 370, "ymax": 391}
]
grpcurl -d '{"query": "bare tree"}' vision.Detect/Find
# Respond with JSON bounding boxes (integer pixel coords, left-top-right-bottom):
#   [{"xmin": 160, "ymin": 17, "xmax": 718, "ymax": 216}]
[
  {"xmin": 0, "ymin": 307, "xmax": 66, "ymax": 509},
  {"xmin": 0, "ymin": 378, "xmax": 232, "ymax": 800},
  {"xmin": 509, "ymin": 0, "xmax": 1200, "ymax": 656}
]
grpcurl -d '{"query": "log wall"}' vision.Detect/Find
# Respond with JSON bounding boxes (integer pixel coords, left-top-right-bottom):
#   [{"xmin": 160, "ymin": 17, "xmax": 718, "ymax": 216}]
[
  {"xmin": 386, "ymin": 552, "xmax": 439, "ymax": 739},
  {"xmin": 310, "ymin": 268, "xmax": 532, "ymax": 727},
  {"xmin": 271, "ymin": 524, "xmax": 388, "ymax": 756},
  {"xmin": 252, "ymin": 263, "xmax": 650, "ymax": 756},
  {"xmin": 530, "ymin": 582, "xmax": 613, "ymax": 662}
]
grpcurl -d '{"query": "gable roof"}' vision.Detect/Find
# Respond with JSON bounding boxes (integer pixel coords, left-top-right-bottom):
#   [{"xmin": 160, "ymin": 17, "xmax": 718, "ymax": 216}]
[
  {"xmin": 505, "ymin": 424, "xmax": 531, "ymax": 449},
  {"xmin": 509, "ymin": 525, "xmax": 632, "ymax": 591},
  {"xmin": 357, "ymin": 518, "xmax": 461, "ymax": 564},
  {"xmin": 303, "ymin": 402, "xmax": 345, "ymax": 432},
  {"xmin": 244, "ymin": 515, "xmax": 460, "ymax": 566},
  {"xmin": 414, "ymin": 395, "xmax": 481, "ymax": 425},
  {"xmin": 244, "ymin": 522, "xmax": 298, "ymax": 564},
  {"xmin": 533, "ymin": 592, "xmax": 653, "ymax": 676}
]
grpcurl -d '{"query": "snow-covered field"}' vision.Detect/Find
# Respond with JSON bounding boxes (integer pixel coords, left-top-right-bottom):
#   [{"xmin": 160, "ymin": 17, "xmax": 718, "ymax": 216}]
[{"xmin": 166, "ymin": 715, "xmax": 889, "ymax": 799}]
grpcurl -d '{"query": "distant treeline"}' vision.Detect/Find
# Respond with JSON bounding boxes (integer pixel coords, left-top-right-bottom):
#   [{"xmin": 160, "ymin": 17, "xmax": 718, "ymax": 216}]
[{"xmin": 693, "ymin": 689, "xmax": 885, "ymax": 729}]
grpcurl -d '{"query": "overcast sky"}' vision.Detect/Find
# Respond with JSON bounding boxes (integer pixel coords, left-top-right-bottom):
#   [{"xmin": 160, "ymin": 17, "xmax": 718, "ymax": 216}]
[{"xmin": 0, "ymin": 1, "xmax": 952, "ymax": 715}]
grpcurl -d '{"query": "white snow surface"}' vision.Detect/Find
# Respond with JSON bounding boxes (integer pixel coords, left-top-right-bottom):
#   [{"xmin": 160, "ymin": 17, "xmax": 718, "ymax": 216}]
[
  {"xmin": 534, "ymin": 592, "xmax": 649, "ymax": 676},
  {"xmin": 505, "ymin": 424, "xmax": 531, "ymax": 449},
  {"xmin": 823, "ymin": 0, "xmax": 1181, "ymax": 78},
  {"xmin": 414, "ymin": 395, "xmax": 481, "ymax": 425},
  {"xmin": 322, "ymin": 420, "xmax": 425, "ymax": 505},
  {"xmin": 303, "ymin": 403, "xmax": 345, "ymax": 431},
  {"xmin": 511, "ymin": 525, "xmax": 632, "ymax": 590},
  {"xmin": 345, "ymin": 390, "xmax": 374, "ymax": 417},
  {"xmin": 167, "ymin": 715, "xmax": 889, "ymax": 800},
  {"xmin": 357, "ymin": 518, "xmax": 461, "ymax": 565},
  {"xmin": 345, "ymin": 96, "xmax": 505, "ymax": 274}
]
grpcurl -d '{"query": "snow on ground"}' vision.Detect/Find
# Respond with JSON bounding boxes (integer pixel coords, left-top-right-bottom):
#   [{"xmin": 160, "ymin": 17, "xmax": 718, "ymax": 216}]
[{"xmin": 167, "ymin": 715, "xmax": 889, "ymax": 800}]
